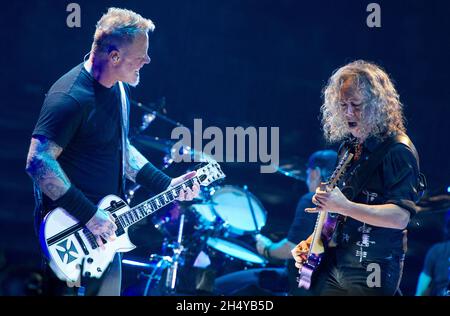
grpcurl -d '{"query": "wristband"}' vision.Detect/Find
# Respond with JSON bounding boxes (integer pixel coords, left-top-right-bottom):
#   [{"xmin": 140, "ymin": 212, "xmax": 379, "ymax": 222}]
[
  {"xmin": 136, "ymin": 162, "xmax": 172, "ymax": 192},
  {"xmin": 55, "ymin": 185, "xmax": 97, "ymax": 225},
  {"xmin": 263, "ymin": 244, "xmax": 272, "ymax": 259}
]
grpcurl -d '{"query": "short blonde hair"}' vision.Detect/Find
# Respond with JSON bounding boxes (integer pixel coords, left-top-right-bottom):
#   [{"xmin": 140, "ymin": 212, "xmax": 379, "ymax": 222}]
[{"xmin": 92, "ymin": 7, "xmax": 155, "ymax": 54}]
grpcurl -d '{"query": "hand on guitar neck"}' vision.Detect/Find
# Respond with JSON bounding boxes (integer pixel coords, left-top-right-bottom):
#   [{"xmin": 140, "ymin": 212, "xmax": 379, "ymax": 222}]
[
  {"xmin": 169, "ymin": 170, "xmax": 201, "ymax": 201},
  {"xmin": 292, "ymin": 183, "xmax": 349, "ymax": 270},
  {"xmin": 292, "ymin": 234, "xmax": 313, "ymax": 269},
  {"xmin": 304, "ymin": 183, "xmax": 350, "ymax": 215},
  {"xmin": 85, "ymin": 171, "xmax": 200, "ymax": 250},
  {"xmin": 294, "ymin": 150, "xmax": 353, "ymax": 290}
]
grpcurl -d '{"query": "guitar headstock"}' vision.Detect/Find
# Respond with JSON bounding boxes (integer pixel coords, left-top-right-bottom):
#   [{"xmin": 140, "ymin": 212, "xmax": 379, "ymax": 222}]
[{"xmin": 195, "ymin": 161, "xmax": 226, "ymax": 186}]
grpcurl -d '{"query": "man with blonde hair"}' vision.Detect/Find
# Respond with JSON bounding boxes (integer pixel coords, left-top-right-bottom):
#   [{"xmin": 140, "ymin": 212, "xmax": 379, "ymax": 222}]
[
  {"xmin": 26, "ymin": 8, "xmax": 199, "ymax": 296},
  {"xmin": 292, "ymin": 60, "xmax": 424, "ymax": 295}
]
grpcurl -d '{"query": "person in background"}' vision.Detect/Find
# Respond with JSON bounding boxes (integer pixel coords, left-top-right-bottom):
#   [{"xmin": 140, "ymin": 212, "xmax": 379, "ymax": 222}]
[{"xmin": 415, "ymin": 211, "xmax": 450, "ymax": 296}]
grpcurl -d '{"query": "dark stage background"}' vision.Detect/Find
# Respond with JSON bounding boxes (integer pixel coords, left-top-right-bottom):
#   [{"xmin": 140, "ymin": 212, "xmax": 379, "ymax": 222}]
[{"xmin": 1, "ymin": 0, "xmax": 449, "ymax": 296}]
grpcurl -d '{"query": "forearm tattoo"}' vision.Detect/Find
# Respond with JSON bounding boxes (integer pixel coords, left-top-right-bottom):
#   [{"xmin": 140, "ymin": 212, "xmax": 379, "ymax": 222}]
[
  {"xmin": 26, "ymin": 137, "xmax": 71, "ymax": 200},
  {"xmin": 125, "ymin": 142, "xmax": 149, "ymax": 182}
]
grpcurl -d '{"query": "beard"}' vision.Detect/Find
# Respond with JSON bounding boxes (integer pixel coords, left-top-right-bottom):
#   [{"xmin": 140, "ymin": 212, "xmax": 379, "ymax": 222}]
[
  {"xmin": 129, "ymin": 78, "xmax": 140, "ymax": 87},
  {"xmin": 123, "ymin": 69, "xmax": 141, "ymax": 87},
  {"xmin": 128, "ymin": 74, "xmax": 140, "ymax": 87}
]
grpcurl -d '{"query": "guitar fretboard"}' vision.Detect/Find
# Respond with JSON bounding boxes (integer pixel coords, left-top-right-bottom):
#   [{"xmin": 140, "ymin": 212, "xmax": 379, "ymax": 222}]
[{"xmin": 116, "ymin": 177, "xmax": 201, "ymax": 229}]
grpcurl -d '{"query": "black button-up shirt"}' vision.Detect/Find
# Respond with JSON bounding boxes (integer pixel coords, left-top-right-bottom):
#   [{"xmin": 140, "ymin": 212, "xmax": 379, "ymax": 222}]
[{"xmin": 334, "ymin": 134, "xmax": 420, "ymax": 267}]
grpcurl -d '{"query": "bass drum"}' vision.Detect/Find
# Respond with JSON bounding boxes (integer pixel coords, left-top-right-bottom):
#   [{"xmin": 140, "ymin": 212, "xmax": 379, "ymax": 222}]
[{"xmin": 209, "ymin": 186, "xmax": 267, "ymax": 236}]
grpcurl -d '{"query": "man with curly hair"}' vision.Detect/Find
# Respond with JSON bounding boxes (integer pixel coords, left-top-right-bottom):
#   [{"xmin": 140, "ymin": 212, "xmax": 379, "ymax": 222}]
[{"xmin": 292, "ymin": 60, "xmax": 423, "ymax": 295}]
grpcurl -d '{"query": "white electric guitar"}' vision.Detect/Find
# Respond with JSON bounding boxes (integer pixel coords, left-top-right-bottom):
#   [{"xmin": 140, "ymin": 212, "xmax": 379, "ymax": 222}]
[{"xmin": 40, "ymin": 161, "xmax": 225, "ymax": 283}]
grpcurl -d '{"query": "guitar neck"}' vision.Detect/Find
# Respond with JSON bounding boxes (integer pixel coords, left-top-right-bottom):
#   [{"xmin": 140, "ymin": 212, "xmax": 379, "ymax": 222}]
[
  {"xmin": 117, "ymin": 177, "xmax": 198, "ymax": 229},
  {"xmin": 307, "ymin": 150, "xmax": 354, "ymax": 255},
  {"xmin": 309, "ymin": 211, "xmax": 327, "ymax": 254}
]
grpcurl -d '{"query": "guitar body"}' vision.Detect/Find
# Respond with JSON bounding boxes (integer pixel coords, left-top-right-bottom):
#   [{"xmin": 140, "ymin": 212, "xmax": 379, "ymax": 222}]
[
  {"xmin": 297, "ymin": 213, "xmax": 343, "ymax": 289},
  {"xmin": 39, "ymin": 161, "xmax": 226, "ymax": 283},
  {"xmin": 40, "ymin": 195, "xmax": 135, "ymax": 283},
  {"xmin": 297, "ymin": 253, "xmax": 321, "ymax": 289}
]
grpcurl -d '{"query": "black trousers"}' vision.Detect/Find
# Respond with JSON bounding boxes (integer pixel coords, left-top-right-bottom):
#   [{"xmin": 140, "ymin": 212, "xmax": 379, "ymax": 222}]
[
  {"xmin": 42, "ymin": 253, "xmax": 122, "ymax": 296},
  {"xmin": 310, "ymin": 249, "xmax": 403, "ymax": 296}
]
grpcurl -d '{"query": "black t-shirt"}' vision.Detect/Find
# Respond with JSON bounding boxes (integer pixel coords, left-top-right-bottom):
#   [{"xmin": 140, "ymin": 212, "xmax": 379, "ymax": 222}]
[
  {"xmin": 423, "ymin": 241, "xmax": 450, "ymax": 296},
  {"xmin": 287, "ymin": 192, "xmax": 317, "ymax": 244},
  {"xmin": 334, "ymin": 135, "xmax": 421, "ymax": 266},
  {"xmin": 33, "ymin": 63, "xmax": 123, "ymax": 208}
]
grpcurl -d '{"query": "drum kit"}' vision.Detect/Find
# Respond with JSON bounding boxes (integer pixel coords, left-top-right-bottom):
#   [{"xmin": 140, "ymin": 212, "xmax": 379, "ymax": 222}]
[
  {"xmin": 125, "ymin": 180, "xmax": 270, "ymax": 295},
  {"xmin": 122, "ymin": 101, "xmax": 306, "ymax": 296},
  {"xmin": 123, "ymin": 112, "xmax": 269, "ymax": 295}
]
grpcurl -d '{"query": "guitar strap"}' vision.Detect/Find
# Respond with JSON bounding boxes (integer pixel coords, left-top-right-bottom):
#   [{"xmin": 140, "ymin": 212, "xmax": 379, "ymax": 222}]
[{"xmin": 118, "ymin": 81, "xmax": 129, "ymax": 196}]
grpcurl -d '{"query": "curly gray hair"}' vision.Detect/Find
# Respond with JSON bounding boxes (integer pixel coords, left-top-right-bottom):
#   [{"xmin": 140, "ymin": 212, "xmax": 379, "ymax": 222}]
[{"xmin": 321, "ymin": 60, "xmax": 406, "ymax": 143}]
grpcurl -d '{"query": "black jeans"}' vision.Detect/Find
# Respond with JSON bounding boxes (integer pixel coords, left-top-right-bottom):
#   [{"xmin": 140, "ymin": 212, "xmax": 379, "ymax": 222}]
[
  {"xmin": 310, "ymin": 249, "xmax": 403, "ymax": 296},
  {"xmin": 42, "ymin": 253, "xmax": 122, "ymax": 296}
]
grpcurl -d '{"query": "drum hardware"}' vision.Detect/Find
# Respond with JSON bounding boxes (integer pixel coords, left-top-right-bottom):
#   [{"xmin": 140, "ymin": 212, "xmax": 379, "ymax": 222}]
[
  {"xmin": 276, "ymin": 157, "xmax": 308, "ymax": 182},
  {"xmin": 140, "ymin": 213, "xmax": 188, "ymax": 295},
  {"xmin": 125, "ymin": 184, "xmax": 140, "ymax": 204},
  {"xmin": 126, "ymin": 97, "xmax": 188, "ymax": 204},
  {"xmin": 165, "ymin": 213, "xmax": 185, "ymax": 293},
  {"xmin": 243, "ymin": 185, "xmax": 262, "ymax": 233},
  {"xmin": 141, "ymin": 255, "xmax": 172, "ymax": 296},
  {"xmin": 130, "ymin": 135, "xmax": 175, "ymax": 155},
  {"xmin": 124, "ymin": 144, "xmax": 217, "ymax": 205},
  {"xmin": 153, "ymin": 216, "xmax": 169, "ymax": 232},
  {"xmin": 130, "ymin": 98, "xmax": 186, "ymax": 129},
  {"xmin": 128, "ymin": 185, "xmax": 270, "ymax": 294},
  {"xmin": 140, "ymin": 112, "xmax": 156, "ymax": 131}
]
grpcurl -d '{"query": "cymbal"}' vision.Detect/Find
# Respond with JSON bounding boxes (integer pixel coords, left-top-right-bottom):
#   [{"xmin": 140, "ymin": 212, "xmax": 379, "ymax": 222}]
[
  {"xmin": 132, "ymin": 135, "xmax": 216, "ymax": 165},
  {"xmin": 131, "ymin": 135, "xmax": 175, "ymax": 154},
  {"xmin": 169, "ymin": 145, "xmax": 216, "ymax": 163},
  {"xmin": 276, "ymin": 167, "xmax": 305, "ymax": 181},
  {"xmin": 275, "ymin": 157, "xmax": 307, "ymax": 181}
]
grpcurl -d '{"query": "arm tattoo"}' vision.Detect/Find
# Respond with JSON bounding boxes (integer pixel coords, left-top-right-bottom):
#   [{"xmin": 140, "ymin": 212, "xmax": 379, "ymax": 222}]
[
  {"xmin": 25, "ymin": 136, "xmax": 71, "ymax": 200},
  {"xmin": 125, "ymin": 142, "xmax": 149, "ymax": 182}
]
